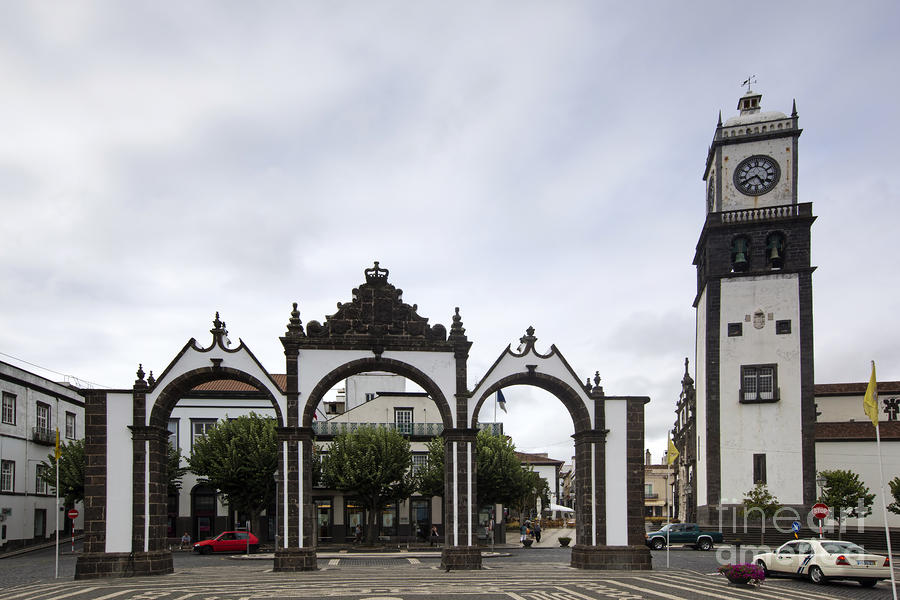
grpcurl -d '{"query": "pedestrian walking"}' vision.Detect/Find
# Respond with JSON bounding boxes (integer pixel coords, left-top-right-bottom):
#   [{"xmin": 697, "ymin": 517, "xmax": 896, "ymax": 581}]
[{"xmin": 533, "ymin": 520, "xmax": 542, "ymax": 543}]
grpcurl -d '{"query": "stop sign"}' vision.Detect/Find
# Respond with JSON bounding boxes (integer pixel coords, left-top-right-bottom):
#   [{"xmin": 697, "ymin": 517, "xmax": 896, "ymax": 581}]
[
  {"xmin": 811, "ymin": 503, "xmax": 829, "ymax": 519},
  {"xmin": 67, "ymin": 508, "xmax": 79, "ymax": 520}
]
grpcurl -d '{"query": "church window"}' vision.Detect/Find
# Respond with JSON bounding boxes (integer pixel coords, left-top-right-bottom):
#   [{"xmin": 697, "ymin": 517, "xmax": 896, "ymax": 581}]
[
  {"xmin": 753, "ymin": 454, "xmax": 767, "ymax": 484},
  {"xmin": 727, "ymin": 323, "xmax": 743, "ymax": 337},
  {"xmin": 730, "ymin": 237, "xmax": 750, "ymax": 272},
  {"xmin": 741, "ymin": 365, "xmax": 778, "ymax": 403}
]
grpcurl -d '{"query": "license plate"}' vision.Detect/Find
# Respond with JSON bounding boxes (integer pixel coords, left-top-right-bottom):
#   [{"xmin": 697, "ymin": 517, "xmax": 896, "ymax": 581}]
[{"xmin": 858, "ymin": 560, "xmax": 875, "ymax": 566}]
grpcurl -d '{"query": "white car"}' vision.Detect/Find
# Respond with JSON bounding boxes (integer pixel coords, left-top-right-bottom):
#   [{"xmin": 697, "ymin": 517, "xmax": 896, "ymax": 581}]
[{"xmin": 753, "ymin": 539, "xmax": 891, "ymax": 587}]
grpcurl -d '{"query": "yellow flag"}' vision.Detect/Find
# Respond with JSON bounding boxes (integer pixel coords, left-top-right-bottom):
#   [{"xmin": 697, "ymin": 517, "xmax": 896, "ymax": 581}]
[
  {"xmin": 863, "ymin": 361, "xmax": 878, "ymax": 427},
  {"xmin": 55, "ymin": 428, "xmax": 61, "ymax": 461},
  {"xmin": 667, "ymin": 437, "xmax": 680, "ymax": 465}
]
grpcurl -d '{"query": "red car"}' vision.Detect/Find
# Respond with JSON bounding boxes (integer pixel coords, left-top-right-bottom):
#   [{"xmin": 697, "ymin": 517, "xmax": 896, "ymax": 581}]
[{"xmin": 193, "ymin": 530, "xmax": 259, "ymax": 554}]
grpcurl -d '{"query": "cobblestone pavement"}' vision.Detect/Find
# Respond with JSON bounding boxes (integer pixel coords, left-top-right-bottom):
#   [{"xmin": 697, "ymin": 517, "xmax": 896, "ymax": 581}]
[{"xmin": 1, "ymin": 544, "xmax": 897, "ymax": 599}]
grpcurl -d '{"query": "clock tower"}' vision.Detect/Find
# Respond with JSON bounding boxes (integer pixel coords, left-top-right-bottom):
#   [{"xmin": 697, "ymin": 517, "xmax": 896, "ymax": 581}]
[{"xmin": 693, "ymin": 89, "xmax": 816, "ymax": 525}]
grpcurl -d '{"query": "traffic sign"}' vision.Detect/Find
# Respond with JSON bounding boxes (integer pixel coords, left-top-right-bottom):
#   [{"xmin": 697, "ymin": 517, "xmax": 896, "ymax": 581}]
[
  {"xmin": 791, "ymin": 520, "xmax": 801, "ymax": 533},
  {"xmin": 811, "ymin": 503, "xmax": 829, "ymax": 519},
  {"xmin": 67, "ymin": 508, "xmax": 79, "ymax": 520}
]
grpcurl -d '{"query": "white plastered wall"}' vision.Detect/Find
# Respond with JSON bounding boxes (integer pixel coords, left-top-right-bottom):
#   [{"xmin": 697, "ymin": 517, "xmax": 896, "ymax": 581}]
[
  {"xmin": 719, "ymin": 274, "xmax": 803, "ymax": 505},
  {"xmin": 105, "ymin": 392, "xmax": 134, "ymax": 552},
  {"xmin": 720, "ymin": 126, "xmax": 795, "ymax": 210},
  {"xmin": 695, "ymin": 287, "xmax": 708, "ymax": 507},
  {"xmin": 816, "ymin": 441, "xmax": 900, "ymax": 528},
  {"xmin": 604, "ymin": 398, "xmax": 628, "ymax": 546}
]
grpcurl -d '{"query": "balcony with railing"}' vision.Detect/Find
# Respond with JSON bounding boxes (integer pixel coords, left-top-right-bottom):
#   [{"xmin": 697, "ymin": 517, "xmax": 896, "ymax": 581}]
[
  {"xmin": 31, "ymin": 427, "xmax": 55, "ymax": 445},
  {"xmin": 711, "ymin": 202, "xmax": 812, "ymax": 225},
  {"xmin": 312, "ymin": 421, "xmax": 503, "ymax": 437}
]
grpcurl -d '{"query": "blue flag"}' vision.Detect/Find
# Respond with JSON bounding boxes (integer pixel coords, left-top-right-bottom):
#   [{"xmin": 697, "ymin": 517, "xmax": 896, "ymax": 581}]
[{"xmin": 497, "ymin": 389, "xmax": 507, "ymax": 413}]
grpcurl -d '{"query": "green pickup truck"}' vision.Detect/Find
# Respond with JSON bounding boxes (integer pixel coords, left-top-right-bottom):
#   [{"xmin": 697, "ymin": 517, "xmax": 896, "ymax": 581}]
[{"xmin": 645, "ymin": 523, "xmax": 723, "ymax": 551}]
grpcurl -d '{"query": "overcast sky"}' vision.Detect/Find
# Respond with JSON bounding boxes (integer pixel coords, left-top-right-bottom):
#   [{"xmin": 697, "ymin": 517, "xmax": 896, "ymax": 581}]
[{"xmin": 2, "ymin": 2, "xmax": 898, "ymax": 464}]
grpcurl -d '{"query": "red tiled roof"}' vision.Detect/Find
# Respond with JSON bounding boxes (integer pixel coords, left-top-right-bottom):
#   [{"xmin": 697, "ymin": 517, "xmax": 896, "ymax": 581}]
[
  {"xmin": 816, "ymin": 421, "xmax": 900, "ymax": 441},
  {"xmin": 815, "ymin": 381, "xmax": 900, "ymax": 395},
  {"xmin": 192, "ymin": 375, "xmax": 286, "ymax": 393},
  {"xmin": 515, "ymin": 451, "xmax": 564, "ymax": 465}
]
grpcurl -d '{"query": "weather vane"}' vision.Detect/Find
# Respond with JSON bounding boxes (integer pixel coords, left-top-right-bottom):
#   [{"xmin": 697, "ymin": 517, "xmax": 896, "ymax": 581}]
[{"xmin": 741, "ymin": 75, "xmax": 757, "ymax": 93}]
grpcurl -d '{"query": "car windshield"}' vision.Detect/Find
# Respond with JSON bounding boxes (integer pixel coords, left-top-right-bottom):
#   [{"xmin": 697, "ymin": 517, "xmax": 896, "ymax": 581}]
[{"xmin": 821, "ymin": 541, "xmax": 865, "ymax": 554}]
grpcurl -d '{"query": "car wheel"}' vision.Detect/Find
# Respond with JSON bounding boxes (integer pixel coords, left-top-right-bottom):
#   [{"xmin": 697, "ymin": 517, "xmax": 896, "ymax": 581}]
[
  {"xmin": 808, "ymin": 565, "xmax": 826, "ymax": 584},
  {"xmin": 858, "ymin": 578, "xmax": 878, "ymax": 588},
  {"xmin": 651, "ymin": 538, "xmax": 665, "ymax": 550},
  {"xmin": 755, "ymin": 559, "xmax": 768, "ymax": 576},
  {"xmin": 200, "ymin": 546, "xmax": 212, "ymax": 555},
  {"xmin": 698, "ymin": 538, "xmax": 712, "ymax": 551},
  {"xmin": 250, "ymin": 544, "xmax": 259, "ymax": 554}
]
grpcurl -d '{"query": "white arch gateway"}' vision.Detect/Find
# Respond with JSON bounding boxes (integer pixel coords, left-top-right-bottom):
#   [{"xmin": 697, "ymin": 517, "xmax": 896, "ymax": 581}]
[{"xmin": 75, "ymin": 264, "xmax": 651, "ymax": 578}]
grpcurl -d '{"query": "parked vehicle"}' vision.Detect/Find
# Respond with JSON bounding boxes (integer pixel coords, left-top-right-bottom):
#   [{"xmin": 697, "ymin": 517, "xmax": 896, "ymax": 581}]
[
  {"xmin": 644, "ymin": 523, "xmax": 723, "ymax": 551},
  {"xmin": 753, "ymin": 539, "xmax": 890, "ymax": 587},
  {"xmin": 193, "ymin": 530, "xmax": 259, "ymax": 554}
]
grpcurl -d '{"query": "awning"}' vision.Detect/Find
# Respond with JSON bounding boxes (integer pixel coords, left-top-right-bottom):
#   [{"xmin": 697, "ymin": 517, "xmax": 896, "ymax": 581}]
[{"xmin": 548, "ymin": 503, "xmax": 574, "ymax": 513}]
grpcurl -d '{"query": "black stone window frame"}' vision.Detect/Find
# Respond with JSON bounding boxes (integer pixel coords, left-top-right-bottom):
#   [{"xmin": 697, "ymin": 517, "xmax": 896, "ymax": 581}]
[
  {"xmin": 740, "ymin": 364, "xmax": 779, "ymax": 403},
  {"xmin": 753, "ymin": 453, "xmax": 767, "ymax": 485},
  {"xmin": 1, "ymin": 392, "xmax": 14, "ymax": 425},
  {"xmin": 775, "ymin": 320, "xmax": 792, "ymax": 335},
  {"xmin": 727, "ymin": 322, "xmax": 743, "ymax": 337}
]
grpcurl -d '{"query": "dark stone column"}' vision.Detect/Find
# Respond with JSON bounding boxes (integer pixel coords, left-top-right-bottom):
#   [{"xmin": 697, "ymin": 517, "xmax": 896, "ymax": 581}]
[
  {"xmin": 571, "ymin": 430, "xmax": 605, "ymax": 550},
  {"xmin": 440, "ymin": 428, "xmax": 481, "ymax": 570},
  {"xmin": 273, "ymin": 426, "xmax": 317, "ymax": 572}
]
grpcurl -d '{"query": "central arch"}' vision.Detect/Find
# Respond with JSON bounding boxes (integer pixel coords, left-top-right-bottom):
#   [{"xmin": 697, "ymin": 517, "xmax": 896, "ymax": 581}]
[{"xmin": 301, "ymin": 357, "xmax": 453, "ymax": 429}]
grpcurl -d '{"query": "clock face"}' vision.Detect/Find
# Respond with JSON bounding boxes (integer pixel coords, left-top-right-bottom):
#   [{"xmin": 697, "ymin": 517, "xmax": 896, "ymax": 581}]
[{"xmin": 734, "ymin": 155, "xmax": 780, "ymax": 195}]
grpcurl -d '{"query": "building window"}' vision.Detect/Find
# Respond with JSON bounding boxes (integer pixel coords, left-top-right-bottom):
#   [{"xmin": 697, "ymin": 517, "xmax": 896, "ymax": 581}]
[
  {"xmin": 644, "ymin": 484, "xmax": 653, "ymax": 496},
  {"xmin": 727, "ymin": 322, "xmax": 743, "ymax": 337},
  {"xmin": 1, "ymin": 392, "xmax": 15, "ymax": 425},
  {"xmin": 0, "ymin": 460, "xmax": 14, "ymax": 492},
  {"xmin": 741, "ymin": 365, "xmax": 778, "ymax": 403},
  {"xmin": 365, "ymin": 393, "xmax": 376, "ymax": 403},
  {"xmin": 167, "ymin": 419, "xmax": 180, "ymax": 450},
  {"xmin": 776, "ymin": 320, "xmax": 791, "ymax": 335},
  {"xmin": 36, "ymin": 402, "xmax": 51, "ymax": 434},
  {"xmin": 65, "ymin": 412, "xmax": 76, "ymax": 439},
  {"xmin": 192, "ymin": 420, "xmax": 217, "ymax": 448},
  {"xmin": 394, "ymin": 408, "xmax": 413, "ymax": 435},
  {"xmin": 411, "ymin": 453, "xmax": 427, "ymax": 474},
  {"xmin": 753, "ymin": 454, "xmax": 767, "ymax": 484},
  {"xmin": 35, "ymin": 464, "xmax": 49, "ymax": 495}
]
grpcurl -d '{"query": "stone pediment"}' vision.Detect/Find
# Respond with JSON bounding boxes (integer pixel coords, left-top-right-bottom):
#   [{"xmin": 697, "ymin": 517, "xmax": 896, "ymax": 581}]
[{"xmin": 286, "ymin": 263, "xmax": 466, "ymax": 352}]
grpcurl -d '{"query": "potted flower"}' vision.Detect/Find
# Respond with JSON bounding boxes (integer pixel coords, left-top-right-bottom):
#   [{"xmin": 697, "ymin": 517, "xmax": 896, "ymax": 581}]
[
  {"xmin": 558, "ymin": 536, "xmax": 571, "ymax": 547},
  {"xmin": 717, "ymin": 563, "xmax": 765, "ymax": 587}
]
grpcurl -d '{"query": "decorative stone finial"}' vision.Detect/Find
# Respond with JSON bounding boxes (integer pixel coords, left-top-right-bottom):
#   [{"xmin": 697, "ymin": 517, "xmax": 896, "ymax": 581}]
[
  {"xmin": 147, "ymin": 371, "xmax": 155, "ymax": 386},
  {"xmin": 717, "ymin": 109, "xmax": 722, "ymax": 127},
  {"xmin": 136, "ymin": 364, "xmax": 145, "ymax": 381},
  {"xmin": 364, "ymin": 261, "xmax": 389, "ymax": 286},
  {"xmin": 449, "ymin": 307, "xmax": 467, "ymax": 340},
  {"xmin": 518, "ymin": 326, "xmax": 537, "ymax": 352},
  {"xmin": 791, "ymin": 98, "xmax": 797, "ymax": 118},
  {"xmin": 592, "ymin": 371, "xmax": 604, "ymax": 396},
  {"xmin": 210, "ymin": 311, "xmax": 229, "ymax": 346},
  {"xmin": 286, "ymin": 302, "xmax": 305, "ymax": 337}
]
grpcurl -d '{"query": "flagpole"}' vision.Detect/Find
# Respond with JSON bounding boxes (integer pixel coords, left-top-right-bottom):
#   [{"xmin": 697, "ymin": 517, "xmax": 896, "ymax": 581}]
[
  {"xmin": 874, "ymin": 425, "xmax": 897, "ymax": 599},
  {"xmin": 55, "ymin": 428, "xmax": 59, "ymax": 579}
]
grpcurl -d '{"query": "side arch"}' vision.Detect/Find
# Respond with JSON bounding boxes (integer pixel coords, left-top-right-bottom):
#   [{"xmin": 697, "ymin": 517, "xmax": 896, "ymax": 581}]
[
  {"xmin": 149, "ymin": 366, "xmax": 285, "ymax": 429},
  {"xmin": 301, "ymin": 357, "xmax": 453, "ymax": 428},
  {"xmin": 470, "ymin": 372, "xmax": 594, "ymax": 433}
]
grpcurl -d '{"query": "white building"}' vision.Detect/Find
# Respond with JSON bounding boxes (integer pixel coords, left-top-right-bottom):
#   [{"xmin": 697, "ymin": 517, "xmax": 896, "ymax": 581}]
[{"xmin": 0, "ymin": 360, "xmax": 85, "ymax": 552}]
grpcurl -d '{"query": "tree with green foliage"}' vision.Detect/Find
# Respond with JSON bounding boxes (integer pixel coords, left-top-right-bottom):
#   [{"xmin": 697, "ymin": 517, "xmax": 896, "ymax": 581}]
[
  {"xmin": 416, "ymin": 436, "xmax": 445, "ymax": 499},
  {"xmin": 741, "ymin": 483, "xmax": 782, "ymax": 544},
  {"xmin": 887, "ymin": 476, "xmax": 900, "ymax": 515},
  {"xmin": 321, "ymin": 425, "xmax": 417, "ymax": 545},
  {"xmin": 421, "ymin": 430, "xmax": 550, "ymax": 522},
  {"xmin": 39, "ymin": 439, "xmax": 85, "ymax": 507},
  {"xmin": 188, "ymin": 413, "xmax": 278, "ymax": 527},
  {"xmin": 818, "ymin": 469, "xmax": 875, "ymax": 536},
  {"xmin": 167, "ymin": 442, "xmax": 189, "ymax": 496}
]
